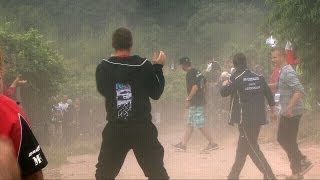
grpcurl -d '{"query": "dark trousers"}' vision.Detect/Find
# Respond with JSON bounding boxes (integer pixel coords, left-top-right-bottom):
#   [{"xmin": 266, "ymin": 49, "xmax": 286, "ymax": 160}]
[
  {"xmin": 62, "ymin": 123, "xmax": 71, "ymax": 144},
  {"xmin": 228, "ymin": 123, "xmax": 275, "ymax": 180},
  {"xmin": 95, "ymin": 122, "xmax": 169, "ymax": 180},
  {"xmin": 277, "ymin": 115, "xmax": 305, "ymax": 174}
]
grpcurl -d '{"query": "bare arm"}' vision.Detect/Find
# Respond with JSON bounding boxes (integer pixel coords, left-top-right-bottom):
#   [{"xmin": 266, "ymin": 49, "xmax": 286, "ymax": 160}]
[
  {"xmin": 185, "ymin": 85, "xmax": 198, "ymax": 109},
  {"xmin": 9, "ymin": 74, "xmax": 27, "ymax": 89},
  {"xmin": 186, "ymin": 85, "xmax": 198, "ymax": 101},
  {"xmin": 0, "ymin": 139, "xmax": 20, "ymax": 180},
  {"xmin": 22, "ymin": 170, "xmax": 43, "ymax": 180}
]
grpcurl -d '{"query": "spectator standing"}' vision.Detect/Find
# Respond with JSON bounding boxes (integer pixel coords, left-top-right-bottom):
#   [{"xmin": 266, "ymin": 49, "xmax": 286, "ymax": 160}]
[
  {"xmin": 271, "ymin": 47, "xmax": 313, "ymax": 179},
  {"xmin": 95, "ymin": 27, "xmax": 169, "ymax": 179}
]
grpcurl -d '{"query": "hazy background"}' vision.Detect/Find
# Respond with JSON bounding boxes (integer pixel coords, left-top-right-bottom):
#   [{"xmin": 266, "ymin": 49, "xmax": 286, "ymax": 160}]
[{"xmin": 0, "ymin": 0, "xmax": 320, "ymax": 178}]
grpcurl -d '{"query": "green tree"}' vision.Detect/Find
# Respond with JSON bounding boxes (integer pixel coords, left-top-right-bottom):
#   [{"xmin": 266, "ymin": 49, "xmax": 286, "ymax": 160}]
[
  {"xmin": 0, "ymin": 23, "xmax": 65, "ymax": 123},
  {"xmin": 0, "ymin": 0, "xmax": 270, "ymax": 103},
  {"xmin": 184, "ymin": 1, "xmax": 268, "ymax": 66},
  {"xmin": 267, "ymin": 0, "xmax": 320, "ymax": 107}
]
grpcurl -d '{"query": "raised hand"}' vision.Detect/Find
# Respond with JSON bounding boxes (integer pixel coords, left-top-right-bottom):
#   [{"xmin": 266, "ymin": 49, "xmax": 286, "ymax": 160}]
[
  {"xmin": 15, "ymin": 74, "xmax": 27, "ymax": 85},
  {"xmin": 152, "ymin": 51, "xmax": 166, "ymax": 65}
]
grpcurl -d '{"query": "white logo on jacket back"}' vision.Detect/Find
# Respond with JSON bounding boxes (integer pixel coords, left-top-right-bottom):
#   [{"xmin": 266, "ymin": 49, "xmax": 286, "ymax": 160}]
[{"xmin": 116, "ymin": 83, "xmax": 132, "ymax": 119}]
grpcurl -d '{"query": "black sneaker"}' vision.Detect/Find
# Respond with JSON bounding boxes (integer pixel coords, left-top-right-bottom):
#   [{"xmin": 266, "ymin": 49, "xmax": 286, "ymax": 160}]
[
  {"xmin": 300, "ymin": 158, "xmax": 313, "ymax": 175},
  {"xmin": 202, "ymin": 143, "xmax": 219, "ymax": 151},
  {"xmin": 173, "ymin": 142, "xmax": 186, "ymax": 151}
]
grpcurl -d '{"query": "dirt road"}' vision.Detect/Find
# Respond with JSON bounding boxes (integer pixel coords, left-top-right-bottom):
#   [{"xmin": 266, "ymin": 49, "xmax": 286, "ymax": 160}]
[{"xmin": 44, "ymin": 129, "xmax": 320, "ymax": 179}]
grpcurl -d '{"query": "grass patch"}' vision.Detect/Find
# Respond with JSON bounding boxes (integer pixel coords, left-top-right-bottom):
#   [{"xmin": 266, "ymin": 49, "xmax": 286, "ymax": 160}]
[{"xmin": 299, "ymin": 111, "xmax": 320, "ymax": 143}]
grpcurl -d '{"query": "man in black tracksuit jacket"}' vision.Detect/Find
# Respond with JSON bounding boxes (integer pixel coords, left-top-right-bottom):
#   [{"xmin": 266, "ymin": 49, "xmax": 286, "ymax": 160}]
[
  {"xmin": 95, "ymin": 27, "xmax": 169, "ymax": 180},
  {"xmin": 220, "ymin": 53, "xmax": 277, "ymax": 180}
]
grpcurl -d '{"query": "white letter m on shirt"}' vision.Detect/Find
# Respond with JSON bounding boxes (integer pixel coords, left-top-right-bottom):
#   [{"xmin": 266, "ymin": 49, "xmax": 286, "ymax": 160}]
[{"xmin": 32, "ymin": 154, "xmax": 43, "ymax": 166}]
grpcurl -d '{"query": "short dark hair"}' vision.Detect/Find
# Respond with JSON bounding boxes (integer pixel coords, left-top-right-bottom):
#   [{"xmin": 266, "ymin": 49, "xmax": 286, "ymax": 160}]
[
  {"xmin": 232, "ymin": 53, "xmax": 247, "ymax": 69},
  {"xmin": 271, "ymin": 47, "xmax": 286, "ymax": 57},
  {"xmin": 112, "ymin": 27, "xmax": 133, "ymax": 50}
]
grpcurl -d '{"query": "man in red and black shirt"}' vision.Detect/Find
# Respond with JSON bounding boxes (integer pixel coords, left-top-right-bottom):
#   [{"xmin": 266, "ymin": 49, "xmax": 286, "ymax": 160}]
[{"xmin": 0, "ymin": 94, "xmax": 48, "ymax": 179}]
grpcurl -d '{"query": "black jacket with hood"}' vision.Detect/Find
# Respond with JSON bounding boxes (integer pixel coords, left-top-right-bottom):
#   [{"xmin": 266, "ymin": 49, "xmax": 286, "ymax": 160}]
[{"xmin": 96, "ymin": 55, "xmax": 165, "ymax": 123}]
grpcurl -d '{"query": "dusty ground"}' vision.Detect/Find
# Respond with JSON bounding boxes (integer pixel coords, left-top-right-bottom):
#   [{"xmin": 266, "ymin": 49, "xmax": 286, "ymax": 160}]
[
  {"xmin": 44, "ymin": 126, "xmax": 320, "ymax": 179},
  {"xmin": 43, "ymin": 107, "xmax": 320, "ymax": 179}
]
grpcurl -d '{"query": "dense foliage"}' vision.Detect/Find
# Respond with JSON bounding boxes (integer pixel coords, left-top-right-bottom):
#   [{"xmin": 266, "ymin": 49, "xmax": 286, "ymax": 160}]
[
  {"xmin": 0, "ymin": 23, "xmax": 65, "ymax": 122},
  {"xmin": 0, "ymin": 1, "xmax": 271, "ymax": 103},
  {"xmin": 3, "ymin": 0, "xmax": 318, "ymax": 121},
  {"xmin": 267, "ymin": 0, "xmax": 320, "ymax": 107}
]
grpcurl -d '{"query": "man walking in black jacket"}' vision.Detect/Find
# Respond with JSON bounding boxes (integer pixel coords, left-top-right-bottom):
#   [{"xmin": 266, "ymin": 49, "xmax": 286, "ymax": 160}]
[
  {"xmin": 220, "ymin": 53, "xmax": 277, "ymax": 180},
  {"xmin": 95, "ymin": 27, "xmax": 169, "ymax": 180}
]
